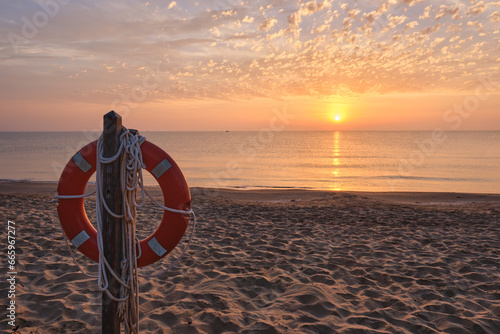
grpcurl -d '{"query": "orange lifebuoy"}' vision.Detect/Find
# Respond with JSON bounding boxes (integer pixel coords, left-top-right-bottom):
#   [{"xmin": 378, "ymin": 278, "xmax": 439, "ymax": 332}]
[{"xmin": 56, "ymin": 140, "xmax": 191, "ymax": 268}]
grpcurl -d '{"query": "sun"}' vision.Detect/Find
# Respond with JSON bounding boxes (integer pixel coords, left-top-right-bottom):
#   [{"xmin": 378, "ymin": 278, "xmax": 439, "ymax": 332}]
[{"xmin": 329, "ymin": 103, "xmax": 347, "ymax": 123}]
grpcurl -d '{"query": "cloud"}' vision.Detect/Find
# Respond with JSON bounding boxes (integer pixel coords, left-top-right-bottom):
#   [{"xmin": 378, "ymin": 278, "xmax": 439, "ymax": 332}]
[
  {"xmin": 287, "ymin": 12, "xmax": 302, "ymax": 29},
  {"xmin": 299, "ymin": 0, "xmax": 332, "ymax": 15},
  {"xmin": 361, "ymin": 11, "xmax": 379, "ymax": 24},
  {"xmin": 400, "ymin": 0, "xmax": 424, "ymax": 6},
  {"xmin": 0, "ymin": 0, "xmax": 499, "ymax": 105},
  {"xmin": 258, "ymin": 17, "xmax": 277, "ymax": 31},
  {"xmin": 419, "ymin": 5, "xmax": 431, "ymax": 19},
  {"xmin": 435, "ymin": 5, "xmax": 461, "ymax": 20},
  {"xmin": 287, "ymin": 0, "xmax": 332, "ymax": 30},
  {"xmin": 221, "ymin": 10, "xmax": 237, "ymax": 17},
  {"xmin": 242, "ymin": 16, "xmax": 254, "ymax": 23},
  {"xmin": 466, "ymin": 1, "xmax": 486, "ymax": 15},
  {"xmin": 403, "ymin": 21, "xmax": 419, "ymax": 32},
  {"xmin": 467, "ymin": 20, "xmax": 484, "ymax": 29},
  {"xmin": 419, "ymin": 23, "xmax": 441, "ymax": 35},
  {"xmin": 489, "ymin": 11, "xmax": 500, "ymax": 22},
  {"xmin": 167, "ymin": 1, "xmax": 176, "ymax": 10}
]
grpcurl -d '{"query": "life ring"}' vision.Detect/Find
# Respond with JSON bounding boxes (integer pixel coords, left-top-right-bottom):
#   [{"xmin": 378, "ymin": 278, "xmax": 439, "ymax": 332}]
[{"xmin": 56, "ymin": 140, "xmax": 191, "ymax": 268}]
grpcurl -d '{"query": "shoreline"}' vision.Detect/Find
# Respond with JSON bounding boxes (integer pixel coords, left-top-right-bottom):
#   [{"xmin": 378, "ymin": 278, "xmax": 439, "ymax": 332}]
[{"xmin": 1, "ymin": 180, "xmax": 499, "ymax": 205}]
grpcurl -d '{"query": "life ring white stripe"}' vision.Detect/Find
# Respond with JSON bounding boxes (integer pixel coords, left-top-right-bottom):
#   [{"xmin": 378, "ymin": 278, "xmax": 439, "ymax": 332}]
[
  {"xmin": 71, "ymin": 230, "xmax": 90, "ymax": 248},
  {"xmin": 148, "ymin": 237, "xmax": 167, "ymax": 257},
  {"xmin": 151, "ymin": 159, "xmax": 172, "ymax": 179},
  {"xmin": 73, "ymin": 152, "xmax": 92, "ymax": 173}
]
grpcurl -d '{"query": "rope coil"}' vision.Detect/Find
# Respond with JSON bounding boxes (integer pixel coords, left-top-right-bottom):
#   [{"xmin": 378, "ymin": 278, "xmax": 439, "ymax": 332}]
[{"xmin": 55, "ymin": 128, "xmax": 196, "ymax": 333}]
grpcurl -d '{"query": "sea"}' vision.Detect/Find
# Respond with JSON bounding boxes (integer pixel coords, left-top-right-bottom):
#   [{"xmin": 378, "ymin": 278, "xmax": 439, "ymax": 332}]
[{"xmin": 0, "ymin": 131, "xmax": 499, "ymax": 194}]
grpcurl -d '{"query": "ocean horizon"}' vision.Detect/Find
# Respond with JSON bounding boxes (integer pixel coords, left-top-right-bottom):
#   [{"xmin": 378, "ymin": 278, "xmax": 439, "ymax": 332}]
[{"xmin": 1, "ymin": 130, "xmax": 499, "ymax": 194}]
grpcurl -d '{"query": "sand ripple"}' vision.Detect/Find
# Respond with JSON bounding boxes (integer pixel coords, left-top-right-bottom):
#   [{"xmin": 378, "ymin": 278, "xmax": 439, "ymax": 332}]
[{"xmin": 0, "ymin": 189, "xmax": 499, "ymax": 333}]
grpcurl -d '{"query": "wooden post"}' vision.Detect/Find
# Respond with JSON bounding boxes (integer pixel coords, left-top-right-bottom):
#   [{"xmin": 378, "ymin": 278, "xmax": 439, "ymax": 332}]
[{"xmin": 102, "ymin": 111, "xmax": 123, "ymax": 334}]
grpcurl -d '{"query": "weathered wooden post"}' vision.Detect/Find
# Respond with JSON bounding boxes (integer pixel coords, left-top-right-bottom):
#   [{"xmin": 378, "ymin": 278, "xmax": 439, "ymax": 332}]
[
  {"xmin": 54, "ymin": 111, "xmax": 193, "ymax": 333},
  {"xmin": 101, "ymin": 111, "xmax": 124, "ymax": 333}
]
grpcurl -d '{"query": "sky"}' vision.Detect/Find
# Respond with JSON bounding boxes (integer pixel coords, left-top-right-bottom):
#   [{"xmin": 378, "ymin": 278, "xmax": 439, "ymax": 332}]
[{"xmin": 0, "ymin": 0, "xmax": 499, "ymax": 131}]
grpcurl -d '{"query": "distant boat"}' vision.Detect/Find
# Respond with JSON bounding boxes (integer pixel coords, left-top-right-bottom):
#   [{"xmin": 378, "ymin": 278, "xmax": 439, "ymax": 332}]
[{"xmin": 226, "ymin": 130, "xmax": 229, "ymax": 132}]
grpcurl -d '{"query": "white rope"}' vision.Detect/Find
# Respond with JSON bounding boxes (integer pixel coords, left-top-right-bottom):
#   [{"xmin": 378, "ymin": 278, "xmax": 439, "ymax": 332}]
[
  {"xmin": 141, "ymin": 206, "xmax": 196, "ymax": 278},
  {"xmin": 55, "ymin": 128, "xmax": 197, "ymax": 333},
  {"xmin": 54, "ymin": 190, "xmax": 96, "ymax": 201},
  {"xmin": 95, "ymin": 128, "xmax": 142, "ymax": 333},
  {"xmin": 57, "ymin": 222, "xmax": 98, "ymax": 279}
]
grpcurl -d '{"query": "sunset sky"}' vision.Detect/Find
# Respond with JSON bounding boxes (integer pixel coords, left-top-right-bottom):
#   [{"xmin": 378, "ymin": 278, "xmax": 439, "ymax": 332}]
[{"xmin": 1, "ymin": 0, "xmax": 499, "ymax": 131}]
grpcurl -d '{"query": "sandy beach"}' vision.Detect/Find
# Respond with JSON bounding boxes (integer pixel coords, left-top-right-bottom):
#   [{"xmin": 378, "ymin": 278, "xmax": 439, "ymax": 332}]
[{"xmin": 1, "ymin": 181, "xmax": 499, "ymax": 333}]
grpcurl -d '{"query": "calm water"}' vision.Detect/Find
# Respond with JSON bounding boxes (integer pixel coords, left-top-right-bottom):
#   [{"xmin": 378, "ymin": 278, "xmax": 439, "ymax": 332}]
[{"xmin": 0, "ymin": 131, "xmax": 498, "ymax": 193}]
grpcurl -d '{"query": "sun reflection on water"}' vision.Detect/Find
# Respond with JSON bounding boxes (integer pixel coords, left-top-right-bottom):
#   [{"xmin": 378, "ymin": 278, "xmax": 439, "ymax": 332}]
[{"xmin": 330, "ymin": 131, "xmax": 342, "ymax": 191}]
